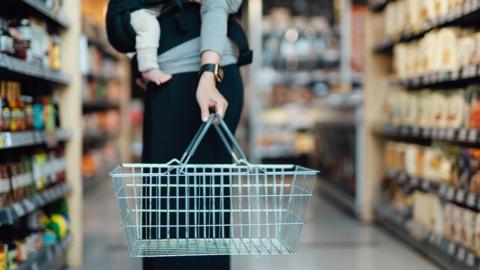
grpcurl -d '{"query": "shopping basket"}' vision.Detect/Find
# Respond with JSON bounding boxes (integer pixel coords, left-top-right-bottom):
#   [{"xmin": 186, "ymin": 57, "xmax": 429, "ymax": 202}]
[{"xmin": 110, "ymin": 114, "xmax": 318, "ymax": 257}]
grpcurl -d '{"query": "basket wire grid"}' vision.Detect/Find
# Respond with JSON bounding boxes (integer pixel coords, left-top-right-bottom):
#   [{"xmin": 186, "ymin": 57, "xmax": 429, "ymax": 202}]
[{"xmin": 111, "ymin": 114, "xmax": 317, "ymax": 257}]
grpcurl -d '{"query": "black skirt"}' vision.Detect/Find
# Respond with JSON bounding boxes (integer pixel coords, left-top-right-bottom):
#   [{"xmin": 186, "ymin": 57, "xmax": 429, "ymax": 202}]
[{"xmin": 142, "ymin": 64, "xmax": 244, "ymax": 270}]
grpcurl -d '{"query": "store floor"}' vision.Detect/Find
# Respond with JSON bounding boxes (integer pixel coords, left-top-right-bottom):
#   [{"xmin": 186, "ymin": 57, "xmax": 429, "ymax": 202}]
[{"xmin": 76, "ymin": 180, "xmax": 440, "ymax": 270}]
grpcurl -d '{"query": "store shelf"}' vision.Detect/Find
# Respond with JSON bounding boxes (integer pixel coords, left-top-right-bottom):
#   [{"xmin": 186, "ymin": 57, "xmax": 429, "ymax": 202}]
[
  {"xmin": 83, "ymin": 100, "xmax": 120, "ymax": 113},
  {"xmin": 19, "ymin": 0, "xmax": 71, "ymax": 29},
  {"xmin": 319, "ymin": 178, "xmax": 356, "ymax": 214},
  {"xmin": 376, "ymin": 204, "xmax": 477, "ymax": 270},
  {"xmin": 83, "ymin": 132, "xmax": 118, "ymax": 149},
  {"xmin": 386, "ymin": 171, "xmax": 480, "ymax": 211},
  {"xmin": 19, "ymin": 234, "xmax": 72, "ymax": 270},
  {"xmin": 85, "ymin": 73, "xmax": 121, "ymax": 82},
  {"xmin": 0, "ymin": 54, "xmax": 71, "ymax": 85},
  {"xmin": 0, "ymin": 129, "xmax": 72, "ymax": 150},
  {"xmin": 373, "ymin": 0, "xmax": 480, "ymax": 53},
  {"xmin": 86, "ymin": 37, "xmax": 119, "ymax": 60},
  {"xmin": 0, "ymin": 182, "xmax": 71, "ymax": 226},
  {"xmin": 390, "ymin": 64, "xmax": 480, "ymax": 89},
  {"xmin": 374, "ymin": 124, "xmax": 480, "ymax": 145}
]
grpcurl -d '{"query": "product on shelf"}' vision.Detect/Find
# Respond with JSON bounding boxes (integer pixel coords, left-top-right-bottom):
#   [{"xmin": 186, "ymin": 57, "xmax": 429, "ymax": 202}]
[
  {"xmin": 0, "ymin": 200, "xmax": 70, "ymax": 269},
  {"xmin": 261, "ymin": 10, "xmax": 340, "ymax": 71},
  {"xmin": 374, "ymin": 0, "xmax": 472, "ymax": 42},
  {"xmin": 82, "ymin": 142, "xmax": 121, "ymax": 180},
  {"xmin": 0, "ymin": 148, "xmax": 66, "ymax": 209},
  {"xmin": 393, "ymin": 27, "xmax": 480, "ymax": 78},
  {"xmin": 0, "ymin": 17, "xmax": 62, "ymax": 70},
  {"xmin": 379, "ymin": 87, "xmax": 472, "ymax": 129},
  {"xmin": 0, "ymin": 80, "xmax": 60, "ymax": 133},
  {"xmin": 384, "ymin": 140, "xmax": 480, "ymax": 195}
]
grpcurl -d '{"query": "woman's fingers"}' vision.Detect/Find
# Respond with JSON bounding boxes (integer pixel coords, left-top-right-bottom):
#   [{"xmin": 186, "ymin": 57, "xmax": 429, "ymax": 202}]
[{"xmin": 200, "ymin": 100, "xmax": 210, "ymax": 122}]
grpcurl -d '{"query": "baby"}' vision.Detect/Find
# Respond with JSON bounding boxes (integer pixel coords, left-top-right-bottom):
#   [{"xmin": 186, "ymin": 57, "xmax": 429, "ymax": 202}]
[{"xmin": 130, "ymin": 0, "xmax": 242, "ymax": 85}]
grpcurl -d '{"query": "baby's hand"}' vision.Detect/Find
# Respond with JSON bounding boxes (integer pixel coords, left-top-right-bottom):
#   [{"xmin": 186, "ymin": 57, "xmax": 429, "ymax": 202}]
[{"xmin": 142, "ymin": 69, "xmax": 172, "ymax": 86}]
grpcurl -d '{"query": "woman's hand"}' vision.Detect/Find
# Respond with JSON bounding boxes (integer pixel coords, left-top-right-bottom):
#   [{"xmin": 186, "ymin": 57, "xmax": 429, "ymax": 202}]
[{"xmin": 196, "ymin": 72, "xmax": 228, "ymax": 122}]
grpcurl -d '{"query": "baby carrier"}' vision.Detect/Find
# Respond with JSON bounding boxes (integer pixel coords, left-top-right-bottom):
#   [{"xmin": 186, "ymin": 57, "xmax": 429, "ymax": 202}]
[{"xmin": 105, "ymin": 0, "xmax": 253, "ymax": 66}]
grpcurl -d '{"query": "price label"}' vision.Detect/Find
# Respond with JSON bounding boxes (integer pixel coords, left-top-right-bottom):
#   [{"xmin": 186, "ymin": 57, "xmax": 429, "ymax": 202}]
[
  {"xmin": 411, "ymin": 177, "xmax": 419, "ymax": 187},
  {"xmin": 23, "ymin": 199, "xmax": 35, "ymax": 212},
  {"xmin": 422, "ymin": 180, "xmax": 430, "ymax": 190},
  {"xmin": 12, "ymin": 203, "xmax": 24, "ymax": 217},
  {"xmin": 412, "ymin": 127, "xmax": 420, "ymax": 136},
  {"xmin": 439, "ymin": 185, "xmax": 448, "ymax": 197},
  {"xmin": 446, "ymin": 128, "xmax": 455, "ymax": 140},
  {"xmin": 467, "ymin": 193, "xmax": 476, "ymax": 207},
  {"xmin": 447, "ymin": 187, "xmax": 456, "ymax": 200},
  {"xmin": 466, "ymin": 251, "xmax": 475, "ymax": 267},
  {"xmin": 459, "ymin": 129, "xmax": 468, "ymax": 141},
  {"xmin": 423, "ymin": 128, "xmax": 431, "ymax": 138},
  {"xmin": 469, "ymin": 129, "xmax": 478, "ymax": 142},
  {"xmin": 456, "ymin": 189, "xmax": 466, "ymax": 203},
  {"xmin": 457, "ymin": 247, "xmax": 466, "ymax": 262},
  {"xmin": 448, "ymin": 242, "xmax": 456, "ymax": 256},
  {"xmin": 46, "ymin": 248, "xmax": 54, "ymax": 261}
]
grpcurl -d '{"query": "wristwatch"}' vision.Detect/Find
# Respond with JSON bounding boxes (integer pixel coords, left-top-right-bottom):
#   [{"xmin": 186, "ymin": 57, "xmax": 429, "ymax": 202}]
[{"xmin": 199, "ymin": 63, "xmax": 224, "ymax": 83}]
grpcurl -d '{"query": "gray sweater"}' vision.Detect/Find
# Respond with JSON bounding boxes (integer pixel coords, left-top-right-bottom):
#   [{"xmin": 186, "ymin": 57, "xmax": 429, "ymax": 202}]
[{"xmin": 157, "ymin": 0, "xmax": 243, "ymax": 75}]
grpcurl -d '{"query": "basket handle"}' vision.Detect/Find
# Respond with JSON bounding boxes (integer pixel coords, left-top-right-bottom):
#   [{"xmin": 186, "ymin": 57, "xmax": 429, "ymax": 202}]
[{"xmin": 179, "ymin": 113, "xmax": 248, "ymax": 167}]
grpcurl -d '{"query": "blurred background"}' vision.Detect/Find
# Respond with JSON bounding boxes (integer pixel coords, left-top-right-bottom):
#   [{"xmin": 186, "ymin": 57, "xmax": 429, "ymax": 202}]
[{"xmin": 1, "ymin": 0, "xmax": 480, "ymax": 269}]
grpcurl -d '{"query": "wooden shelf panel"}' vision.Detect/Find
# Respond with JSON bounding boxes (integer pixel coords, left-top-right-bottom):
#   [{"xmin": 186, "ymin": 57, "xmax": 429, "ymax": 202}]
[{"xmin": 0, "ymin": 54, "xmax": 71, "ymax": 85}]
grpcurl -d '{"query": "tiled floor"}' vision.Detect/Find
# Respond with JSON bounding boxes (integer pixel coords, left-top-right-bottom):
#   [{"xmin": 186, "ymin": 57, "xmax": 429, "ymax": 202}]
[{"xmin": 77, "ymin": 180, "xmax": 440, "ymax": 270}]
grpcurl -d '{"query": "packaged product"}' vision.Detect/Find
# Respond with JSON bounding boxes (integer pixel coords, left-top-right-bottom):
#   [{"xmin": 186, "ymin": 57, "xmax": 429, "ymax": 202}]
[
  {"xmin": 444, "ymin": 203, "xmax": 453, "ymax": 238},
  {"xmin": 430, "ymin": 92, "xmax": 447, "ymax": 128},
  {"xmin": 437, "ymin": 28, "xmax": 461, "ymax": 72},
  {"xmin": 459, "ymin": 35, "xmax": 476, "ymax": 67},
  {"xmin": 445, "ymin": 90, "xmax": 468, "ymax": 128},
  {"xmin": 431, "ymin": 195, "xmax": 444, "ymax": 236},
  {"xmin": 452, "ymin": 205, "xmax": 463, "ymax": 244},
  {"xmin": 406, "ymin": 0, "xmax": 421, "ymax": 31},
  {"xmin": 405, "ymin": 145, "xmax": 419, "ymax": 176},
  {"xmin": 420, "ymin": 0, "xmax": 436, "ymax": 22},
  {"xmin": 467, "ymin": 85, "xmax": 480, "ymax": 129},
  {"xmin": 461, "ymin": 209, "xmax": 475, "ymax": 249},
  {"xmin": 475, "ymin": 213, "xmax": 480, "ymax": 255},
  {"xmin": 469, "ymin": 149, "xmax": 480, "ymax": 194},
  {"xmin": 433, "ymin": 0, "xmax": 449, "ymax": 17}
]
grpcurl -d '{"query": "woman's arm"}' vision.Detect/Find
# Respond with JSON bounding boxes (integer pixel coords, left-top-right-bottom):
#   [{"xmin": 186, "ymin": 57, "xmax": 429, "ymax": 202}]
[{"xmin": 196, "ymin": 0, "xmax": 243, "ymax": 122}]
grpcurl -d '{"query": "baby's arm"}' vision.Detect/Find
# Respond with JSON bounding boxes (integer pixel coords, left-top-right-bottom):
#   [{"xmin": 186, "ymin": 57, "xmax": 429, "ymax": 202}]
[{"xmin": 200, "ymin": 0, "xmax": 243, "ymax": 57}]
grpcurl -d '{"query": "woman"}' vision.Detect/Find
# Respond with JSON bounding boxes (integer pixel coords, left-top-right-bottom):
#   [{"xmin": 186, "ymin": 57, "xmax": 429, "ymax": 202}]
[{"xmin": 106, "ymin": 0, "xmax": 249, "ymax": 269}]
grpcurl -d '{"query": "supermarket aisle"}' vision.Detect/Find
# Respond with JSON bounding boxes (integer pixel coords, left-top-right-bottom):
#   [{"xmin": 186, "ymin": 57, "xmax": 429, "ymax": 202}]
[
  {"xmin": 78, "ymin": 180, "xmax": 438, "ymax": 270},
  {"xmin": 79, "ymin": 180, "xmax": 141, "ymax": 270}
]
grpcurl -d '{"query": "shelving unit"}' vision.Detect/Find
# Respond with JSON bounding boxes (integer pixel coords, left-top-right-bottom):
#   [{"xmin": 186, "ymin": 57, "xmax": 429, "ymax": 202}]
[
  {"xmin": 373, "ymin": 0, "xmax": 480, "ymax": 53},
  {"xmin": 0, "ymin": 182, "xmax": 71, "ymax": 225},
  {"xmin": 376, "ymin": 204, "xmax": 477, "ymax": 270},
  {"xmin": 364, "ymin": 0, "xmax": 480, "ymax": 268},
  {"xmin": 0, "ymin": 0, "xmax": 83, "ymax": 267},
  {"xmin": 18, "ymin": 234, "xmax": 72, "ymax": 270},
  {"xmin": 18, "ymin": 0, "xmax": 71, "ymax": 28},
  {"xmin": 0, "ymin": 54, "xmax": 71, "ymax": 85}
]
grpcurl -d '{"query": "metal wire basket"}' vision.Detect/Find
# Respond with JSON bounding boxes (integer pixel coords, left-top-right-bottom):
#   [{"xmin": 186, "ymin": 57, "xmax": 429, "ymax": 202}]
[{"xmin": 111, "ymin": 114, "xmax": 317, "ymax": 257}]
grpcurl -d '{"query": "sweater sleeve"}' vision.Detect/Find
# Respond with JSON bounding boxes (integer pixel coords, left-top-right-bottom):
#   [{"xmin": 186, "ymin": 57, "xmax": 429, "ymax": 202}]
[{"xmin": 200, "ymin": 0, "xmax": 243, "ymax": 56}]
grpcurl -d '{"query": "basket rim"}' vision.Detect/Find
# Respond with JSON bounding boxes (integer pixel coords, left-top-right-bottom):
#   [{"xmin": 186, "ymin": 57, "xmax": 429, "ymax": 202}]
[{"xmin": 110, "ymin": 163, "xmax": 319, "ymax": 178}]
